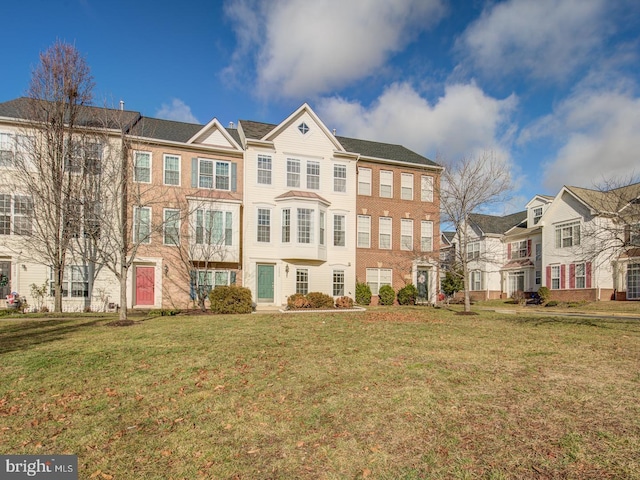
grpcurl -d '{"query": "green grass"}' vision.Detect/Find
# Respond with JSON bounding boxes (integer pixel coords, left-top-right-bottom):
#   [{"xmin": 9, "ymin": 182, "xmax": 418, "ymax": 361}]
[{"xmin": 1, "ymin": 307, "xmax": 639, "ymax": 479}]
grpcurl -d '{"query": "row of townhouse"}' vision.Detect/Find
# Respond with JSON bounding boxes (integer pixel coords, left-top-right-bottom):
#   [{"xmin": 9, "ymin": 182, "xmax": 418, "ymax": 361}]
[
  {"xmin": 444, "ymin": 184, "xmax": 640, "ymax": 301},
  {"xmin": 0, "ymin": 98, "xmax": 442, "ymax": 311}
]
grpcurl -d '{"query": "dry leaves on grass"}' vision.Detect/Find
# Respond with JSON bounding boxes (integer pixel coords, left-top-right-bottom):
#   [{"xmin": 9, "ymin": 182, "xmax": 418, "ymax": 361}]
[{"xmin": 364, "ymin": 311, "xmax": 443, "ymax": 323}]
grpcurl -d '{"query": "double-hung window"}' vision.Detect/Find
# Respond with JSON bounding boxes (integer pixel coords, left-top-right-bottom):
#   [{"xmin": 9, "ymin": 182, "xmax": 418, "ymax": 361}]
[
  {"xmin": 134, "ymin": 206, "xmax": 151, "ymax": 244},
  {"xmin": 287, "ymin": 159, "xmax": 300, "ymax": 188},
  {"xmin": 511, "ymin": 240, "xmax": 528, "ymax": 259},
  {"xmin": 198, "ymin": 159, "xmax": 231, "ymax": 190},
  {"xmin": 467, "ymin": 242, "xmax": 480, "ymax": 260},
  {"xmin": 333, "ymin": 270, "xmax": 345, "ymax": 296},
  {"xmin": 575, "ymin": 263, "xmax": 586, "ymax": 289},
  {"xmin": 257, "ymin": 154, "xmax": 272, "ymax": 185},
  {"xmin": 421, "ymin": 220, "xmax": 433, "ymax": 252},
  {"xmin": 358, "ymin": 167, "xmax": 371, "ymax": 195},
  {"xmin": 401, "ymin": 219, "xmax": 413, "ymax": 250},
  {"xmin": 0, "ymin": 194, "xmax": 10, "ymax": 235},
  {"xmin": 334, "ymin": 164, "xmax": 346, "ymax": 192},
  {"xmin": 163, "ymin": 155, "xmax": 180, "ymax": 186},
  {"xmin": 51, "ymin": 265, "xmax": 89, "ymax": 298},
  {"xmin": 281, "ymin": 209, "xmax": 290, "ymax": 243},
  {"xmin": 366, "ymin": 268, "xmax": 392, "ymax": 295},
  {"xmin": 421, "ymin": 175, "xmax": 433, "ymax": 202},
  {"xmin": 319, "ymin": 211, "xmax": 325, "ymax": 246},
  {"xmin": 13, "ymin": 195, "xmax": 33, "ymax": 236},
  {"xmin": 401, "ymin": 173, "xmax": 413, "ymax": 200},
  {"xmin": 380, "ymin": 170, "xmax": 393, "ymax": 198},
  {"xmin": 357, "ymin": 215, "xmax": 370, "ymax": 248},
  {"xmin": 551, "ymin": 265, "xmax": 561, "ymax": 289},
  {"xmin": 134, "ymin": 151, "xmax": 151, "ymax": 183},
  {"xmin": 0, "ymin": 133, "xmax": 13, "ymax": 167},
  {"xmin": 555, "ymin": 221, "xmax": 580, "ymax": 248},
  {"xmin": 257, "ymin": 209, "xmax": 271, "ymax": 243},
  {"xmin": 307, "ymin": 161, "xmax": 320, "ymax": 189},
  {"xmin": 379, "ymin": 217, "xmax": 392, "ymax": 249},
  {"xmin": 533, "ymin": 207, "xmax": 543, "ymax": 225},
  {"xmin": 296, "ymin": 269, "xmax": 309, "ymax": 295},
  {"xmin": 163, "ymin": 209, "xmax": 180, "ymax": 245},
  {"xmin": 196, "ymin": 210, "xmax": 233, "ymax": 245},
  {"xmin": 334, "ymin": 214, "xmax": 346, "ymax": 247},
  {"xmin": 470, "ymin": 271, "xmax": 482, "ymax": 291},
  {"xmin": 297, "ymin": 208, "xmax": 313, "ymax": 244}
]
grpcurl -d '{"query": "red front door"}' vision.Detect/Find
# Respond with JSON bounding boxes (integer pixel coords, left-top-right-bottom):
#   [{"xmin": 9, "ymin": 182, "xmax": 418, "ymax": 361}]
[{"xmin": 135, "ymin": 267, "xmax": 155, "ymax": 306}]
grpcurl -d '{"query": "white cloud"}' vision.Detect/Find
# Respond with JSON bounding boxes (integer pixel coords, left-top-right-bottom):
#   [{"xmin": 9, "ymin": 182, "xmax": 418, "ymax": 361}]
[
  {"xmin": 317, "ymin": 82, "xmax": 517, "ymax": 163},
  {"xmin": 457, "ymin": 0, "xmax": 611, "ymax": 82},
  {"xmin": 536, "ymin": 90, "xmax": 640, "ymax": 191},
  {"xmin": 155, "ymin": 99, "xmax": 199, "ymax": 124},
  {"xmin": 224, "ymin": 0, "xmax": 446, "ymax": 99}
]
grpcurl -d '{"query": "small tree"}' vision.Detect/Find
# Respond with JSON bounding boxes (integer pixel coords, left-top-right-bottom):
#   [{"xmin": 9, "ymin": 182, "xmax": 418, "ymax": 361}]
[
  {"xmin": 355, "ymin": 281, "xmax": 372, "ymax": 305},
  {"xmin": 441, "ymin": 269, "xmax": 464, "ymax": 297},
  {"xmin": 378, "ymin": 285, "xmax": 396, "ymax": 306},
  {"xmin": 397, "ymin": 284, "xmax": 418, "ymax": 305}
]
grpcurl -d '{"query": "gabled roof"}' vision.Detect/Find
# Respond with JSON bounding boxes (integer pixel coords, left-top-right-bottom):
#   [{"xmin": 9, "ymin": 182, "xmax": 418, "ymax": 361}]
[
  {"xmin": 128, "ymin": 117, "xmax": 202, "ymax": 142},
  {"xmin": 468, "ymin": 211, "xmax": 527, "ymax": 236},
  {"xmin": 441, "ymin": 231, "xmax": 456, "ymax": 245},
  {"xmin": 565, "ymin": 183, "xmax": 640, "ymax": 214}
]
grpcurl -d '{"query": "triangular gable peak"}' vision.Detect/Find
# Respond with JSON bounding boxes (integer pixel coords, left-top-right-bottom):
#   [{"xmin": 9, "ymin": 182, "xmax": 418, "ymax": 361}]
[
  {"xmin": 262, "ymin": 103, "xmax": 345, "ymax": 152},
  {"xmin": 187, "ymin": 118, "xmax": 242, "ymax": 151},
  {"xmin": 525, "ymin": 194, "xmax": 553, "ymax": 209}
]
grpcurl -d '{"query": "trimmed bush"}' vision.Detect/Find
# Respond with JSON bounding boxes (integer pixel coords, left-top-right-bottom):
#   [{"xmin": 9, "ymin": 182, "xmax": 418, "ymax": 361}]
[
  {"xmin": 355, "ymin": 281, "xmax": 372, "ymax": 305},
  {"xmin": 209, "ymin": 285, "xmax": 253, "ymax": 314},
  {"xmin": 287, "ymin": 293, "xmax": 311, "ymax": 309},
  {"xmin": 397, "ymin": 284, "xmax": 418, "ymax": 305},
  {"xmin": 306, "ymin": 292, "xmax": 335, "ymax": 309},
  {"xmin": 378, "ymin": 285, "xmax": 396, "ymax": 306},
  {"xmin": 537, "ymin": 286, "xmax": 551, "ymax": 304},
  {"xmin": 335, "ymin": 296, "xmax": 354, "ymax": 309}
]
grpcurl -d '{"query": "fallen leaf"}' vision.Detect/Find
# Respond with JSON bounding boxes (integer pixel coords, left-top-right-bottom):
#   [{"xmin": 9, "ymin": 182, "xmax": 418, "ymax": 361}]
[
  {"xmin": 363, "ymin": 468, "xmax": 372, "ymax": 478},
  {"xmin": 161, "ymin": 450, "xmax": 172, "ymax": 456},
  {"xmin": 296, "ymin": 441, "xmax": 305, "ymax": 448},
  {"xmin": 90, "ymin": 470, "xmax": 101, "ymax": 479},
  {"xmin": 247, "ymin": 448, "xmax": 260, "ymax": 454}
]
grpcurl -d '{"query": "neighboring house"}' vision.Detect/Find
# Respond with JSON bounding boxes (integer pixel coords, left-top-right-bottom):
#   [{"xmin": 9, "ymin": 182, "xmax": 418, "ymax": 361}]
[
  {"xmin": 540, "ymin": 184, "xmax": 640, "ymax": 301},
  {"xmin": 458, "ymin": 211, "xmax": 527, "ymax": 301},
  {"xmin": 350, "ymin": 137, "xmax": 442, "ymax": 305},
  {"xmin": 440, "ymin": 231, "xmax": 456, "ymax": 270},
  {"xmin": 500, "ymin": 195, "xmax": 553, "ymax": 298}
]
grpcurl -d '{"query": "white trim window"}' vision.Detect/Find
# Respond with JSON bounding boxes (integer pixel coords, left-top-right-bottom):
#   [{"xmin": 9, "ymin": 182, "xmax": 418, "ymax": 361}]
[
  {"xmin": 467, "ymin": 242, "xmax": 480, "ymax": 260},
  {"xmin": 0, "ymin": 194, "xmax": 10, "ymax": 235},
  {"xmin": 379, "ymin": 217, "xmax": 392, "ymax": 249},
  {"xmin": 198, "ymin": 159, "xmax": 230, "ymax": 190},
  {"xmin": 197, "ymin": 270, "xmax": 232, "ymax": 292},
  {"xmin": 297, "ymin": 208, "xmax": 314, "ymax": 244},
  {"xmin": 134, "ymin": 151, "xmax": 151, "ymax": 183},
  {"xmin": 401, "ymin": 219, "xmax": 413, "ymax": 251},
  {"xmin": 401, "ymin": 173, "xmax": 413, "ymax": 200},
  {"xmin": 195, "ymin": 210, "xmax": 232, "ymax": 246},
  {"xmin": 536, "ymin": 243, "xmax": 542, "ymax": 261},
  {"xmin": 627, "ymin": 263, "xmax": 640, "ymax": 300},
  {"xmin": 533, "ymin": 207, "xmax": 543, "ymax": 225},
  {"xmin": 13, "ymin": 195, "xmax": 33, "ymax": 236},
  {"xmin": 257, "ymin": 154, "xmax": 272, "ymax": 185},
  {"xmin": 319, "ymin": 211, "xmax": 325, "ymax": 246},
  {"xmin": 421, "ymin": 220, "xmax": 433, "ymax": 252},
  {"xmin": 380, "ymin": 170, "xmax": 393, "ymax": 198},
  {"xmin": 133, "ymin": 206, "xmax": 152, "ymax": 244},
  {"xmin": 281, "ymin": 208, "xmax": 290, "ymax": 243},
  {"xmin": 366, "ymin": 268, "xmax": 392, "ymax": 295},
  {"xmin": 296, "ymin": 269, "xmax": 309, "ymax": 295},
  {"xmin": 551, "ymin": 265, "xmax": 561, "ymax": 289},
  {"xmin": 0, "ymin": 133, "xmax": 14, "ymax": 167},
  {"xmin": 421, "ymin": 175, "xmax": 433, "ymax": 202},
  {"xmin": 357, "ymin": 215, "xmax": 371, "ymax": 248},
  {"xmin": 333, "ymin": 214, "xmax": 346, "ymax": 247},
  {"xmin": 287, "ymin": 159, "xmax": 301, "ymax": 188},
  {"xmin": 163, "ymin": 154, "xmax": 181, "ymax": 186},
  {"xmin": 555, "ymin": 221, "xmax": 580, "ymax": 248},
  {"xmin": 257, "ymin": 208, "xmax": 271, "ymax": 243},
  {"xmin": 358, "ymin": 167, "xmax": 372, "ymax": 196},
  {"xmin": 470, "ymin": 271, "xmax": 482, "ymax": 291},
  {"xmin": 163, "ymin": 208, "xmax": 180, "ymax": 245},
  {"xmin": 333, "ymin": 270, "xmax": 345, "ymax": 296},
  {"xmin": 511, "ymin": 240, "xmax": 528, "ymax": 259},
  {"xmin": 307, "ymin": 161, "xmax": 320, "ymax": 190},
  {"xmin": 535, "ymin": 270, "xmax": 541, "ymax": 285},
  {"xmin": 334, "ymin": 164, "xmax": 346, "ymax": 193},
  {"xmin": 50, "ymin": 265, "xmax": 89, "ymax": 298},
  {"xmin": 575, "ymin": 263, "xmax": 586, "ymax": 289}
]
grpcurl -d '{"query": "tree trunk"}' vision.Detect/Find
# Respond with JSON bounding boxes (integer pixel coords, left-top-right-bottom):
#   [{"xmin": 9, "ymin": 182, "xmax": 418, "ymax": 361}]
[{"xmin": 119, "ymin": 265, "xmax": 128, "ymax": 321}]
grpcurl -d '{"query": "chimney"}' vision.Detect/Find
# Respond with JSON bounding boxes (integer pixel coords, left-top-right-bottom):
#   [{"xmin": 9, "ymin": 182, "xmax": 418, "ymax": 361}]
[
  {"xmin": 119, "ymin": 100, "xmax": 125, "ymax": 111},
  {"xmin": 228, "ymin": 121, "xmax": 235, "ymax": 129},
  {"xmin": 332, "ymin": 128, "xmax": 336, "ymax": 135}
]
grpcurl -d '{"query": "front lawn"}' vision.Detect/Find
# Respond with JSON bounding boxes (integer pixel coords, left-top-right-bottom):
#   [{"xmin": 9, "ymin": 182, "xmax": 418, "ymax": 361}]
[{"xmin": 1, "ymin": 308, "xmax": 639, "ymax": 479}]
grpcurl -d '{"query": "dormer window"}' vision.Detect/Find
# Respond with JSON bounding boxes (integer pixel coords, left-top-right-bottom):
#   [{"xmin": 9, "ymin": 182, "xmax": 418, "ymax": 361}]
[
  {"xmin": 298, "ymin": 122, "xmax": 309, "ymax": 135},
  {"xmin": 533, "ymin": 207, "xmax": 543, "ymax": 225}
]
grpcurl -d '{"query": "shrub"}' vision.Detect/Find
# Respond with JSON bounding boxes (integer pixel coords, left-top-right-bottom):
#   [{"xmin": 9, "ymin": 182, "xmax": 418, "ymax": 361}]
[
  {"xmin": 546, "ymin": 300, "xmax": 559, "ymax": 307},
  {"xmin": 537, "ymin": 286, "xmax": 551, "ymax": 304},
  {"xmin": 397, "ymin": 284, "xmax": 418, "ymax": 305},
  {"xmin": 335, "ymin": 296, "xmax": 354, "ymax": 309},
  {"xmin": 511, "ymin": 290, "xmax": 526, "ymax": 306},
  {"xmin": 287, "ymin": 293, "xmax": 310, "ymax": 309},
  {"xmin": 378, "ymin": 285, "xmax": 396, "ymax": 306},
  {"xmin": 306, "ymin": 292, "xmax": 335, "ymax": 309},
  {"xmin": 355, "ymin": 281, "xmax": 372, "ymax": 305},
  {"xmin": 209, "ymin": 285, "xmax": 253, "ymax": 314}
]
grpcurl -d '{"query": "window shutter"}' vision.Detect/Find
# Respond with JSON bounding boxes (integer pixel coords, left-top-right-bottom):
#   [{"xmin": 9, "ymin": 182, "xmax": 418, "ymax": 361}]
[
  {"xmin": 546, "ymin": 266, "xmax": 552, "ymax": 287},
  {"xmin": 527, "ymin": 239, "xmax": 532, "ymax": 257},
  {"xmin": 230, "ymin": 271, "xmax": 237, "ymax": 285},
  {"xmin": 507, "ymin": 243, "xmax": 512, "ymax": 259},
  {"xmin": 191, "ymin": 158, "xmax": 198, "ymax": 188},
  {"xmin": 569, "ymin": 263, "xmax": 576, "ymax": 289},
  {"xmin": 231, "ymin": 162, "xmax": 237, "ymax": 192},
  {"xmin": 560, "ymin": 264, "xmax": 566, "ymax": 290},
  {"xmin": 624, "ymin": 225, "xmax": 631, "ymax": 244},
  {"xmin": 586, "ymin": 262, "xmax": 592, "ymax": 288},
  {"xmin": 555, "ymin": 228, "xmax": 561, "ymax": 248}
]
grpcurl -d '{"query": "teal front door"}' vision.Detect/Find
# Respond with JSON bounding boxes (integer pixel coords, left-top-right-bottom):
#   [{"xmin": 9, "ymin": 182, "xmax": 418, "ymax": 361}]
[{"xmin": 257, "ymin": 264, "xmax": 274, "ymax": 302}]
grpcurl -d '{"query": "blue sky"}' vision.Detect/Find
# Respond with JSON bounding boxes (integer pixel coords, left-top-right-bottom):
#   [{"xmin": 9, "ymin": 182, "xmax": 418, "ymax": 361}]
[{"xmin": 2, "ymin": 0, "xmax": 639, "ymax": 212}]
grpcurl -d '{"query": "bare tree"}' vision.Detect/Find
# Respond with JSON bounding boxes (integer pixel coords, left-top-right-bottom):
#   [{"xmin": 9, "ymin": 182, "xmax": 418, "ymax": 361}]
[
  {"xmin": 440, "ymin": 152, "xmax": 512, "ymax": 312},
  {"xmin": 12, "ymin": 41, "xmax": 95, "ymax": 312}
]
